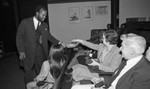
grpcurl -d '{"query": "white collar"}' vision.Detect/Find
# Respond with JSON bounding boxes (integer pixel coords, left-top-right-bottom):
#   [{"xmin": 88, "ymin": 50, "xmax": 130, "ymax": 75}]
[
  {"xmin": 105, "ymin": 45, "xmax": 114, "ymax": 52},
  {"xmin": 33, "ymin": 17, "xmax": 41, "ymax": 25},
  {"xmin": 126, "ymin": 55, "xmax": 143, "ymax": 66}
]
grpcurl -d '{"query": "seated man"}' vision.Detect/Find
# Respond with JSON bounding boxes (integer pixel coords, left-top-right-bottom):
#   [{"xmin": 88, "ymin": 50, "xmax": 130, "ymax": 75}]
[
  {"xmin": 72, "ymin": 33, "xmax": 150, "ymax": 89},
  {"xmin": 106, "ymin": 33, "xmax": 150, "ymax": 89},
  {"xmin": 26, "ymin": 44, "xmax": 66, "ymax": 89},
  {"xmin": 70, "ymin": 30, "xmax": 122, "ymax": 83}
]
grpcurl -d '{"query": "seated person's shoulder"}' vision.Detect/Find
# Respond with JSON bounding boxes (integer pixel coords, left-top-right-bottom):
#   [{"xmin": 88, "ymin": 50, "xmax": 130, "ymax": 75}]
[
  {"xmin": 44, "ymin": 60, "xmax": 49, "ymax": 63},
  {"xmin": 113, "ymin": 46, "xmax": 121, "ymax": 53},
  {"xmin": 43, "ymin": 60, "xmax": 50, "ymax": 67},
  {"xmin": 98, "ymin": 43, "xmax": 104, "ymax": 46}
]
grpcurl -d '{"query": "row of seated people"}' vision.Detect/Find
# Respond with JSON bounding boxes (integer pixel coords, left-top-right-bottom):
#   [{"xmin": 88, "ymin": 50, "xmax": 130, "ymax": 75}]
[
  {"xmin": 26, "ymin": 29, "xmax": 119, "ymax": 89},
  {"xmin": 26, "ymin": 29, "xmax": 150, "ymax": 89},
  {"xmin": 69, "ymin": 30, "xmax": 150, "ymax": 89},
  {"xmin": 66, "ymin": 30, "xmax": 122, "ymax": 89}
]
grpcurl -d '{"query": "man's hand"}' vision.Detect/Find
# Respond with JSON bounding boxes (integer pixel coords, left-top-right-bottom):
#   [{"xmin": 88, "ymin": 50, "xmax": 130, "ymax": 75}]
[
  {"xmin": 65, "ymin": 42, "xmax": 79, "ymax": 48},
  {"xmin": 88, "ymin": 59, "xmax": 99, "ymax": 66},
  {"xmin": 19, "ymin": 52, "xmax": 26, "ymax": 61},
  {"xmin": 71, "ymin": 39, "xmax": 83, "ymax": 44}
]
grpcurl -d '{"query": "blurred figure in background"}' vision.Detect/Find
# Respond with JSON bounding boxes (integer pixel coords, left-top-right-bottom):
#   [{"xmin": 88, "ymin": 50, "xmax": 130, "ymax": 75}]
[{"xmin": 146, "ymin": 47, "xmax": 150, "ymax": 61}]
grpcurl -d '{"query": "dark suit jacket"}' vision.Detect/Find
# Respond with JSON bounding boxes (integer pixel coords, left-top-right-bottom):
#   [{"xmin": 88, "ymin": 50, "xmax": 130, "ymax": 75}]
[
  {"xmin": 16, "ymin": 17, "xmax": 59, "ymax": 70},
  {"xmin": 108, "ymin": 56, "xmax": 150, "ymax": 89}
]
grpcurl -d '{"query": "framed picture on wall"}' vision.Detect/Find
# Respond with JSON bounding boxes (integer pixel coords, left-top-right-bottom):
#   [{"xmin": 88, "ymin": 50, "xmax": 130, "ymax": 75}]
[
  {"xmin": 82, "ymin": 6, "xmax": 93, "ymax": 21},
  {"xmin": 95, "ymin": 5, "xmax": 108, "ymax": 16},
  {"xmin": 68, "ymin": 7, "xmax": 80, "ymax": 23}
]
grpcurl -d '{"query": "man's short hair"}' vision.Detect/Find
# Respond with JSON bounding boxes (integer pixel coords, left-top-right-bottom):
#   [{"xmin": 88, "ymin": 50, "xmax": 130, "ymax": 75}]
[
  {"xmin": 35, "ymin": 5, "xmax": 47, "ymax": 13},
  {"xmin": 121, "ymin": 33, "xmax": 146, "ymax": 54}
]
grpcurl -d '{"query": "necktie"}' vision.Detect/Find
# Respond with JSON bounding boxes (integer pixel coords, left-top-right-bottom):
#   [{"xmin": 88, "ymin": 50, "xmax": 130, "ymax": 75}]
[
  {"xmin": 107, "ymin": 59, "xmax": 127, "ymax": 87},
  {"xmin": 37, "ymin": 22, "xmax": 42, "ymax": 44},
  {"xmin": 37, "ymin": 22, "xmax": 40, "ymax": 30},
  {"xmin": 114, "ymin": 60, "xmax": 126, "ymax": 77}
]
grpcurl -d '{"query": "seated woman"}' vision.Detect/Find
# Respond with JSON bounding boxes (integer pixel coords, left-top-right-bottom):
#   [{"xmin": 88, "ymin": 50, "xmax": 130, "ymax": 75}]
[
  {"xmin": 70, "ymin": 30, "xmax": 122, "ymax": 83},
  {"xmin": 26, "ymin": 44, "xmax": 66, "ymax": 89}
]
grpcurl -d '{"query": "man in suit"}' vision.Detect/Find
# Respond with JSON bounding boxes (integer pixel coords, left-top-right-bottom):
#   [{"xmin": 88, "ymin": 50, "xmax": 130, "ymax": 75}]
[
  {"xmin": 16, "ymin": 5, "xmax": 62, "ymax": 84},
  {"xmin": 107, "ymin": 33, "xmax": 150, "ymax": 89}
]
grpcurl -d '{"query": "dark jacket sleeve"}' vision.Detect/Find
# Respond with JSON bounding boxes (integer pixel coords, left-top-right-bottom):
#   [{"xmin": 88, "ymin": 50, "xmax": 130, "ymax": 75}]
[
  {"xmin": 48, "ymin": 31, "xmax": 59, "ymax": 44},
  {"xmin": 45, "ymin": 23, "xmax": 59, "ymax": 44},
  {"xmin": 16, "ymin": 20, "xmax": 25, "ymax": 52}
]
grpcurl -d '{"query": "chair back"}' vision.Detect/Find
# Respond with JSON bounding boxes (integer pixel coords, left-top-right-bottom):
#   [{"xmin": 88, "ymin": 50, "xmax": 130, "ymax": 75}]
[
  {"xmin": 90, "ymin": 29, "xmax": 106, "ymax": 44},
  {"xmin": 52, "ymin": 49, "xmax": 76, "ymax": 89}
]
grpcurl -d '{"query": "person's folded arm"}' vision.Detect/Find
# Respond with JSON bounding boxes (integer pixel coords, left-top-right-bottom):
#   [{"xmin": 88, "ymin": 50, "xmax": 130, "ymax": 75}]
[{"xmin": 16, "ymin": 20, "xmax": 25, "ymax": 52}]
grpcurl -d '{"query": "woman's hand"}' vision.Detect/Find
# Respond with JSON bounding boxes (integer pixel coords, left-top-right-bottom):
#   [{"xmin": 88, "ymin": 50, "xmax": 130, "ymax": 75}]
[
  {"xmin": 91, "ymin": 77, "xmax": 104, "ymax": 84},
  {"xmin": 65, "ymin": 43, "xmax": 79, "ymax": 48},
  {"xmin": 34, "ymin": 76, "xmax": 45, "ymax": 82},
  {"xmin": 88, "ymin": 59, "xmax": 100, "ymax": 66}
]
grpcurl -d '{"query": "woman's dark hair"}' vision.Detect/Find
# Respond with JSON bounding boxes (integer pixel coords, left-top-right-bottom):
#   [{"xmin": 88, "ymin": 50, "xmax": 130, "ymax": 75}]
[
  {"xmin": 48, "ymin": 44, "xmax": 66, "ymax": 79},
  {"xmin": 103, "ymin": 30, "xmax": 118, "ymax": 45}
]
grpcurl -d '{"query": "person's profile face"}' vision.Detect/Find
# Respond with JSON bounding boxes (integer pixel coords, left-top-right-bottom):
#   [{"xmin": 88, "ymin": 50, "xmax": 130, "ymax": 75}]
[
  {"xmin": 37, "ymin": 9, "xmax": 47, "ymax": 22},
  {"xmin": 102, "ymin": 34, "xmax": 109, "ymax": 46},
  {"xmin": 102, "ymin": 34, "xmax": 106, "ymax": 43},
  {"xmin": 120, "ymin": 40, "xmax": 131, "ymax": 60}
]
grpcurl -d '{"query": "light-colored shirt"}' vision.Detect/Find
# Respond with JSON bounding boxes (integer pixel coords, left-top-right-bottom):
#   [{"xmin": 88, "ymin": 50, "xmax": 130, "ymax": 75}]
[
  {"xmin": 100, "ymin": 45, "xmax": 113, "ymax": 62},
  {"xmin": 33, "ymin": 17, "xmax": 41, "ymax": 30},
  {"xmin": 110, "ymin": 55, "xmax": 143, "ymax": 89},
  {"xmin": 35, "ymin": 60, "xmax": 55, "ymax": 83}
]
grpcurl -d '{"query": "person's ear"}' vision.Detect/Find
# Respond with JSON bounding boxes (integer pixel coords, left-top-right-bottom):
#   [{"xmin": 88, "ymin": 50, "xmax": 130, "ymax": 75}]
[{"xmin": 130, "ymin": 47, "xmax": 135, "ymax": 55}]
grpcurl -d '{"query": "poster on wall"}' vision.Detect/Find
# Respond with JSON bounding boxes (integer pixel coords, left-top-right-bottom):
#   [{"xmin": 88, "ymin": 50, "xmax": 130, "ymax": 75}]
[
  {"xmin": 82, "ymin": 6, "xmax": 93, "ymax": 21},
  {"xmin": 68, "ymin": 7, "xmax": 80, "ymax": 23},
  {"xmin": 48, "ymin": 0, "xmax": 111, "ymax": 43},
  {"xmin": 95, "ymin": 5, "xmax": 108, "ymax": 16}
]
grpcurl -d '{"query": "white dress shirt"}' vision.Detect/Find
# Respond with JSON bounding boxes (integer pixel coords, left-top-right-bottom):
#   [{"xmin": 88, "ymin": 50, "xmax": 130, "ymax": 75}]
[
  {"xmin": 33, "ymin": 17, "xmax": 41, "ymax": 30},
  {"xmin": 110, "ymin": 55, "xmax": 143, "ymax": 89}
]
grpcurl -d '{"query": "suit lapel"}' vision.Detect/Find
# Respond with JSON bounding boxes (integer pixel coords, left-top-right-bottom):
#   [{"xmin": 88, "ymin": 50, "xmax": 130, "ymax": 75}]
[
  {"xmin": 29, "ymin": 17, "xmax": 36, "ymax": 30},
  {"xmin": 108, "ymin": 60, "xmax": 126, "ymax": 86},
  {"xmin": 28, "ymin": 17, "xmax": 36, "ymax": 43},
  {"xmin": 116, "ymin": 57, "xmax": 145, "ymax": 88}
]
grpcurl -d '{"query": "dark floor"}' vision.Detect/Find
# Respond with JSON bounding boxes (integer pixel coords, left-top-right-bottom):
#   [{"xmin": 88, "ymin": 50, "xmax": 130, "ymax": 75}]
[{"xmin": 0, "ymin": 52, "xmax": 25, "ymax": 89}]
